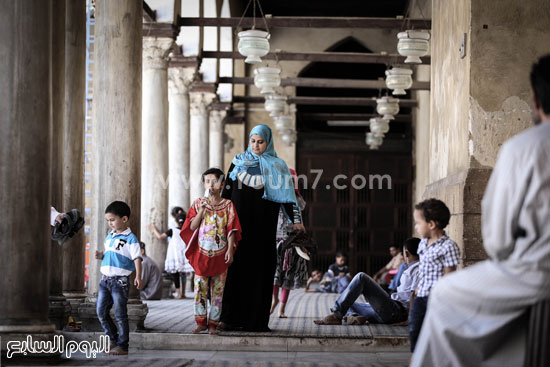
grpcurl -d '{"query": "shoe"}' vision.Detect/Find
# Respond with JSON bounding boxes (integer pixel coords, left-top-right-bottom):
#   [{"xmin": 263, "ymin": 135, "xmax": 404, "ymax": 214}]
[{"xmin": 313, "ymin": 313, "xmax": 342, "ymax": 325}]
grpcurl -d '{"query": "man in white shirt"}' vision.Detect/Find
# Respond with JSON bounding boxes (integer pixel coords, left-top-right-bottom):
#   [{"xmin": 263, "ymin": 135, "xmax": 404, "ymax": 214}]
[
  {"xmin": 314, "ymin": 238, "xmax": 421, "ymax": 325},
  {"xmin": 412, "ymin": 54, "xmax": 550, "ymax": 367}
]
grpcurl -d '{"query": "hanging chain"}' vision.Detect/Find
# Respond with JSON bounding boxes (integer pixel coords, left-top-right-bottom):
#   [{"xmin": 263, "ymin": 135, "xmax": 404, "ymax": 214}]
[
  {"xmin": 255, "ymin": 0, "xmax": 271, "ymax": 35},
  {"xmin": 235, "ymin": 0, "xmax": 270, "ymax": 35},
  {"xmin": 236, "ymin": 0, "xmax": 254, "ymax": 33}
]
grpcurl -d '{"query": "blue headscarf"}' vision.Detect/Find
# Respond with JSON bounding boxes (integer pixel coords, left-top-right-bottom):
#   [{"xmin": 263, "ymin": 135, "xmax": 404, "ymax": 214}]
[{"xmin": 230, "ymin": 125, "xmax": 297, "ymax": 205}]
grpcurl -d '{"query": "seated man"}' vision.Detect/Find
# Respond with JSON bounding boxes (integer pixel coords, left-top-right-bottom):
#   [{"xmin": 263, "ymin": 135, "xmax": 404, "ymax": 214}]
[
  {"xmin": 411, "ymin": 55, "xmax": 550, "ymax": 367},
  {"xmin": 373, "ymin": 245, "xmax": 404, "ymax": 286},
  {"xmin": 139, "ymin": 242, "xmax": 163, "ymax": 300},
  {"xmin": 314, "ymin": 237, "xmax": 420, "ymax": 325}
]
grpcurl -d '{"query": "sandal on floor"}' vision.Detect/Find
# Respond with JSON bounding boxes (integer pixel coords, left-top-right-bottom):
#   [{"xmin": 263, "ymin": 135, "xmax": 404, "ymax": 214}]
[
  {"xmin": 313, "ymin": 313, "xmax": 342, "ymax": 325},
  {"xmin": 278, "ymin": 314, "xmax": 288, "ymax": 318},
  {"xmin": 208, "ymin": 326, "xmax": 220, "ymax": 335}
]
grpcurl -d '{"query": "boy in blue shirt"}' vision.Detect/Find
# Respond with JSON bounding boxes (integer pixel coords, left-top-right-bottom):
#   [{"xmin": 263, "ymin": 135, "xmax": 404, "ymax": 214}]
[{"xmin": 94, "ymin": 201, "xmax": 142, "ymax": 355}]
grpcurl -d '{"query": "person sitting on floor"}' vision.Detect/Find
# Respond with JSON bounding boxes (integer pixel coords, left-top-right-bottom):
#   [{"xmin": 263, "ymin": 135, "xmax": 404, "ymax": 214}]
[
  {"xmin": 313, "ymin": 237, "xmax": 420, "ymax": 326},
  {"xmin": 304, "ymin": 270, "xmax": 323, "ymax": 292},
  {"xmin": 372, "ymin": 245, "xmax": 404, "ymax": 286},
  {"xmin": 139, "ymin": 242, "xmax": 163, "ymax": 301}
]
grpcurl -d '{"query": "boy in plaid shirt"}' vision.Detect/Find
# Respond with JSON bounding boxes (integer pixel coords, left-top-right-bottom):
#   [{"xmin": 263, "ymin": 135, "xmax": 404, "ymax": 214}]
[{"xmin": 409, "ymin": 198, "xmax": 460, "ymax": 352}]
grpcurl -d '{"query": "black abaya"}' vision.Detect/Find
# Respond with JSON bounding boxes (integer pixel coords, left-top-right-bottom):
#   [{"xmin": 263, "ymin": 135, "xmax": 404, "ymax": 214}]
[{"xmin": 220, "ymin": 164, "xmax": 294, "ymax": 331}]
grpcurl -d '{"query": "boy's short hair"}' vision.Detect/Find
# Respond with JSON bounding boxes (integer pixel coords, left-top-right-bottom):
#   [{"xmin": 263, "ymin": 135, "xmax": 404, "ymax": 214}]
[
  {"xmin": 201, "ymin": 167, "xmax": 225, "ymax": 182},
  {"xmin": 335, "ymin": 251, "xmax": 346, "ymax": 258},
  {"xmin": 403, "ymin": 237, "xmax": 421, "ymax": 257},
  {"xmin": 105, "ymin": 201, "xmax": 131, "ymax": 219},
  {"xmin": 414, "ymin": 198, "xmax": 451, "ymax": 229},
  {"xmin": 139, "ymin": 241, "xmax": 146, "ymax": 250},
  {"xmin": 171, "ymin": 206, "xmax": 184, "ymax": 217}
]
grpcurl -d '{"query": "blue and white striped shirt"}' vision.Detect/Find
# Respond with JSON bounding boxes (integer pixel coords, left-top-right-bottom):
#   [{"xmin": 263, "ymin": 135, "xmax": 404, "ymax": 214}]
[
  {"xmin": 416, "ymin": 234, "xmax": 460, "ymax": 297},
  {"xmin": 100, "ymin": 228, "xmax": 141, "ymax": 277}
]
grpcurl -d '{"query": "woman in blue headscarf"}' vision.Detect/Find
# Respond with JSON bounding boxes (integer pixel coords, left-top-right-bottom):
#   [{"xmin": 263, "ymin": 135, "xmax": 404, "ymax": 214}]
[{"xmin": 219, "ymin": 124, "xmax": 305, "ymax": 332}]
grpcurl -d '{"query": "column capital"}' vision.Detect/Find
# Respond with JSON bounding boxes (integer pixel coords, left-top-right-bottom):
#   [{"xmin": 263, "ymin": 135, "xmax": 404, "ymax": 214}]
[
  {"xmin": 189, "ymin": 91, "xmax": 216, "ymax": 116},
  {"xmin": 168, "ymin": 67, "xmax": 195, "ymax": 95},
  {"xmin": 209, "ymin": 109, "xmax": 227, "ymax": 127},
  {"xmin": 143, "ymin": 37, "xmax": 174, "ymax": 70}
]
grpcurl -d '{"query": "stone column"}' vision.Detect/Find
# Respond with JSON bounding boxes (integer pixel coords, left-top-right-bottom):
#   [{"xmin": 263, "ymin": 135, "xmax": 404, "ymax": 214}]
[
  {"xmin": 189, "ymin": 87, "xmax": 216, "ymax": 202},
  {"xmin": 62, "ymin": 0, "xmax": 87, "ymax": 315},
  {"xmin": 424, "ymin": 0, "xmax": 550, "ymax": 266},
  {"xmin": 78, "ymin": 0, "xmax": 147, "ymax": 331},
  {"xmin": 209, "ymin": 108, "xmax": 227, "ymax": 171},
  {"xmin": 141, "ymin": 36, "xmax": 173, "ymax": 269},
  {"xmin": 168, "ymin": 64, "xmax": 196, "ymax": 211},
  {"xmin": 0, "ymin": 0, "xmax": 56, "ymax": 355},
  {"xmin": 49, "ymin": 0, "xmax": 70, "ymax": 330}
]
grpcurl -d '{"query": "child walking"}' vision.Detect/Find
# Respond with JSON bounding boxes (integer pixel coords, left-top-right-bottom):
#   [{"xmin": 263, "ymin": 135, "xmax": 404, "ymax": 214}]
[
  {"xmin": 181, "ymin": 168, "xmax": 242, "ymax": 335},
  {"xmin": 95, "ymin": 201, "xmax": 142, "ymax": 355},
  {"xmin": 409, "ymin": 198, "xmax": 460, "ymax": 352}
]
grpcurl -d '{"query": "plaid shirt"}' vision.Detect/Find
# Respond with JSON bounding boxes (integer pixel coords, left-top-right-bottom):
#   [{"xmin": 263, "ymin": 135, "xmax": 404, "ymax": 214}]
[{"xmin": 416, "ymin": 233, "xmax": 460, "ymax": 297}]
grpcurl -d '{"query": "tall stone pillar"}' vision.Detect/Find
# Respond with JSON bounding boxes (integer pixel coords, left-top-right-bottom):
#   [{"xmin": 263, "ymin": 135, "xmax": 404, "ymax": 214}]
[
  {"xmin": 78, "ymin": 0, "xmax": 147, "ymax": 331},
  {"xmin": 49, "ymin": 0, "xmax": 70, "ymax": 330},
  {"xmin": 423, "ymin": 0, "xmax": 550, "ymax": 266},
  {"xmin": 189, "ymin": 85, "xmax": 216, "ymax": 202},
  {"xmin": 141, "ymin": 35, "xmax": 174, "ymax": 269},
  {"xmin": 0, "ymin": 0, "xmax": 56, "ymax": 355},
  {"xmin": 168, "ymin": 58, "xmax": 197, "ymax": 211},
  {"xmin": 209, "ymin": 107, "xmax": 227, "ymax": 171},
  {"xmin": 62, "ymin": 0, "xmax": 87, "ymax": 315}
]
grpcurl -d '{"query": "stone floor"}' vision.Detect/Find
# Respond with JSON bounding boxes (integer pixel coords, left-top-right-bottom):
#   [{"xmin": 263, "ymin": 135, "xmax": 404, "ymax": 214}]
[
  {"xmin": 141, "ymin": 291, "xmax": 409, "ymax": 340},
  {"xmin": 1, "ymin": 292, "xmax": 411, "ymax": 366}
]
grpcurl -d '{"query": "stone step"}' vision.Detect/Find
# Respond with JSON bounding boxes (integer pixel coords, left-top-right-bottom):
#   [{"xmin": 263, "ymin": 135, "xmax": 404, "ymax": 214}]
[{"xmin": 62, "ymin": 331, "xmax": 409, "ymax": 353}]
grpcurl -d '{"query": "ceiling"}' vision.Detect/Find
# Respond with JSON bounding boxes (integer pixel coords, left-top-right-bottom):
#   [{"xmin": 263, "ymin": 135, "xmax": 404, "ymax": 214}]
[{"xmin": 237, "ymin": 0, "xmax": 410, "ymax": 18}]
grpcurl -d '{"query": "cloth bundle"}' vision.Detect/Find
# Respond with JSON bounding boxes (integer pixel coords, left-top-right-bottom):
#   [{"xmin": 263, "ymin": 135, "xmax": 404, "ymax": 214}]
[
  {"xmin": 51, "ymin": 209, "xmax": 85, "ymax": 245},
  {"xmin": 280, "ymin": 230, "xmax": 317, "ymax": 259}
]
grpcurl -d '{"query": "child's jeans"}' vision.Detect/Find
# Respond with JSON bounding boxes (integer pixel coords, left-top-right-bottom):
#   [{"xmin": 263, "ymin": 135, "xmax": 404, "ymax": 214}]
[
  {"xmin": 97, "ymin": 275, "xmax": 130, "ymax": 350},
  {"xmin": 408, "ymin": 295, "xmax": 429, "ymax": 352},
  {"xmin": 194, "ymin": 271, "xmax": 227, "ymax": 327}
]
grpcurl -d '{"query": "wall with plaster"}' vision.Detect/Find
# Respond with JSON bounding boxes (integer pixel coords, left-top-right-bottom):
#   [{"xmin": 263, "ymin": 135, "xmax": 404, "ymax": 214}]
[{"xmin": 422, "ymin": 0, "xmax": 550, "ymax": 264}]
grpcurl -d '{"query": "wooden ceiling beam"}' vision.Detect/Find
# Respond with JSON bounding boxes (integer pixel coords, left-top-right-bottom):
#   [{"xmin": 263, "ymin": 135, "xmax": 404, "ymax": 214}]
[
  {"xmin": 299, "ymin": 113, "xmax": 411, "ymax": 122},
  {"xmin": 232, "ymin": 96, "xmax": 418, "ymax": 107},
  {"xmin": 177, "ymin": 16, "xmax": 431, "ymax": 29},
  {"xmin": 219, "ymin": 77, "xmax": 430, "ymax": 90},
  {"xmin": 202, "ymin": 51, "xmax": 430, "ymax": 64}
]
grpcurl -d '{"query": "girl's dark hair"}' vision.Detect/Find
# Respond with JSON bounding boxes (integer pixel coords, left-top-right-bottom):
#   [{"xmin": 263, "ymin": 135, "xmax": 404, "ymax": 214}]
[
  {"xmin": 530, "ymin": 55, "xmax": 550, "ymax": 114},
  {"xmin": 414, "ymin": 198, "xmax": 451, "ymax": 229},
  {"xmin": 171, "ymin": 206, "xmax": 184, "ymax": 217},
  {"xmin": 105, "ymin": 201, "xmax": 131, "ymax": 219},
  {"xmin": 175, "ymin": 213, "xmax": 186, "ymax": 224},
  {"xmin": 201, "ymin": 167, "xmax": 225, "ymax": 182}
]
